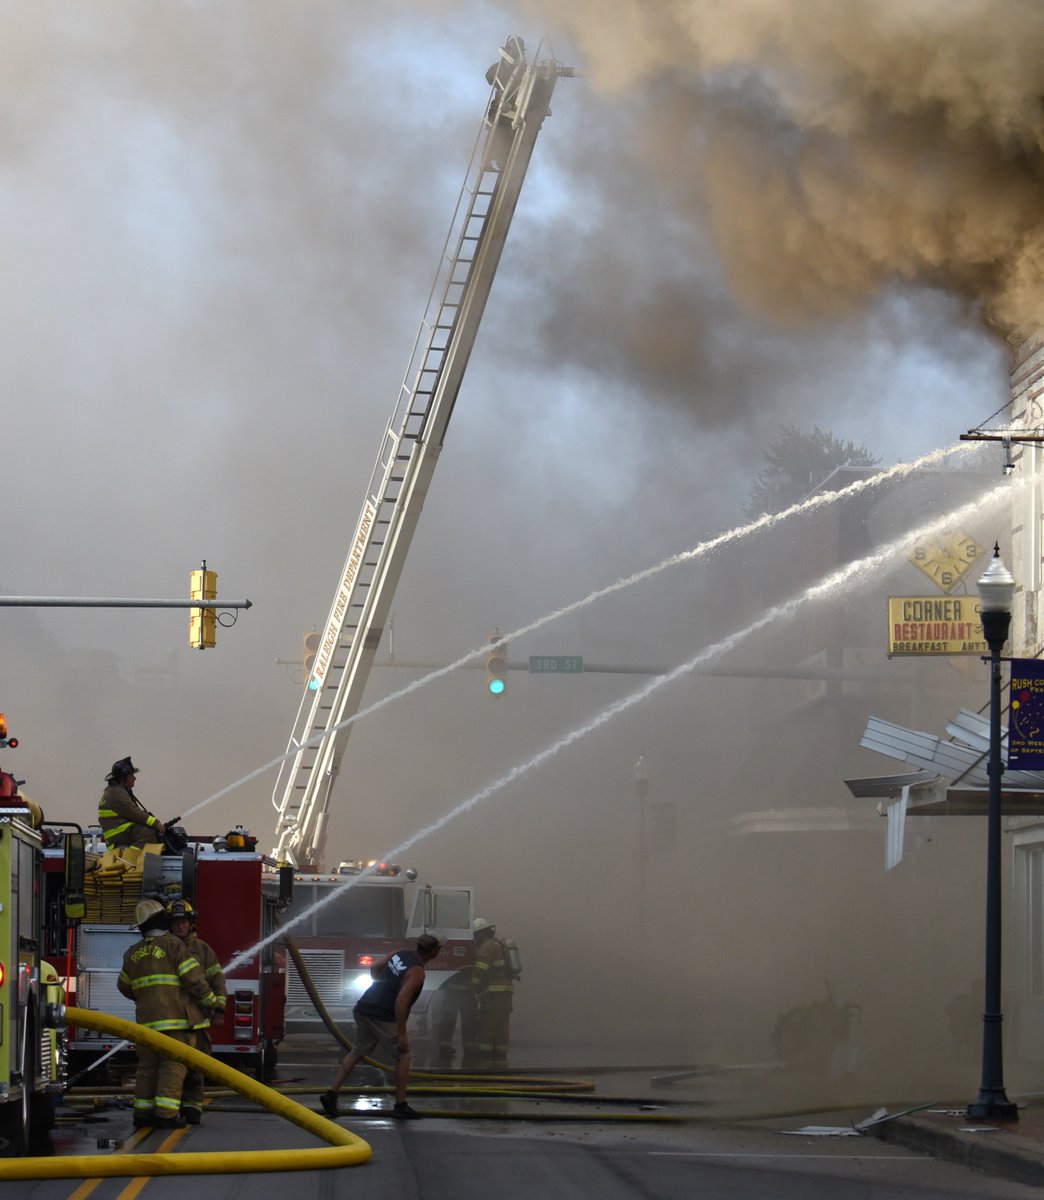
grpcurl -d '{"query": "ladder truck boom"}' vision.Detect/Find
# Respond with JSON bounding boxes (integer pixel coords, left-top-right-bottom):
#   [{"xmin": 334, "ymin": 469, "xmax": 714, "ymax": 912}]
[{"xmin": 272, "ymin": 38, "xmax": 572, "ymax": 868}]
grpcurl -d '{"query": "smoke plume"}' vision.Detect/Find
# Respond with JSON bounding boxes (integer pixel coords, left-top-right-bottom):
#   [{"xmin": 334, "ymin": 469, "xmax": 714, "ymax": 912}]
[{"xmin": 525, "ymin": 0, "xmax": 1044, "ymax": 334}]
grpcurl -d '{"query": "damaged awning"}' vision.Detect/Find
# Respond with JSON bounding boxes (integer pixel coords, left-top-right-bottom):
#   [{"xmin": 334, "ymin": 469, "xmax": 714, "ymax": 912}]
[{"xmin": 847, "ymin": 712, "xmax": 1044, "ymax": 817}]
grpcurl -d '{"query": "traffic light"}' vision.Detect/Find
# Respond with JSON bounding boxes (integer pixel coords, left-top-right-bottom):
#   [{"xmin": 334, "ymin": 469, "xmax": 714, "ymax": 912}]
[
  {"xmin": 188, "ymin": 564, "xmax": 217, "ymax": 649},
  {"xmin": 303, "ymin": 631, "xmax": 321, "ymax": 690},
  {"xmin": 485, "ymin": 634, "xmax": 508, "ymax": 697}
]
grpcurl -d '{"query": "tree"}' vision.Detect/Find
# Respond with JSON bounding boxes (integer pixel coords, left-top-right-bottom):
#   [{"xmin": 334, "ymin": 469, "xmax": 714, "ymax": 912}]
[{"xmin": 746, "ymin": 424, "xmax": 880, "ymax": 516}]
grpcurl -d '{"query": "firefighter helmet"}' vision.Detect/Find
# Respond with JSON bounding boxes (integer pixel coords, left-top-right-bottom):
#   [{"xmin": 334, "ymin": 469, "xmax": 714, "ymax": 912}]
[
  {"xmin": 166, "ymin": 898, "xmax": 195, "ymax": 921},
  {"xmin": 134, "ymin": 899, "xmax": 166, "ymax": 930},
  {"xmin": 472, "ymin": 917, "xmax": 495, "ymax": 934},
  {"xmin": 107, "ymin": 757, "xmax": 140, "ymax": 782}
]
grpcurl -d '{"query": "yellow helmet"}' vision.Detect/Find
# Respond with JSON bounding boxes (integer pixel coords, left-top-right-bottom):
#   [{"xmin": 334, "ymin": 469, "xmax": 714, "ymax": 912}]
[{"xmin": 165, "ymin": 898, "xmax": 195, "ymax": 921}]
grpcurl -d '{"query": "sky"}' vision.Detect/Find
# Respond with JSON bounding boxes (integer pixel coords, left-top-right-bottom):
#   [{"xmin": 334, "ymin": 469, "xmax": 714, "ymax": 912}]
[{"xmin": 2, "ymin": 1, "xmax": 1038, "ymax": 1080}]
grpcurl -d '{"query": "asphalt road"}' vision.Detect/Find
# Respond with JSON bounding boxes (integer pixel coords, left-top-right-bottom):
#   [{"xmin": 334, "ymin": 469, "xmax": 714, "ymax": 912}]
[{"xmin": 6, "ymin": 1036, "xmax": 1043, "ymax": 1199}]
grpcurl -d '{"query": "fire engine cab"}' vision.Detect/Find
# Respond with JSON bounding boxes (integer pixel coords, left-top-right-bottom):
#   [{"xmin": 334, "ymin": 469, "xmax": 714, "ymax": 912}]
[{"xmin": 281, "ymin": 861, "xmax": 474, "ymax": 1033}]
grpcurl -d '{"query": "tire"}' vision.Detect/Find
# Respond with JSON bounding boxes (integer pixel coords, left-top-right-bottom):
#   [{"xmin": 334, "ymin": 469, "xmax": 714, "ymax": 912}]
[
  {"xmin": 260, "ymin": 1039, "xmax": 278, "ymax": 1084},
  {"xmin": 29, "ymin": 1093, "xmax": 57, "ymax": 1151},
  {"xmin": 0, "ymin": 1024, "xmax": 31, "ymax": 1158}
]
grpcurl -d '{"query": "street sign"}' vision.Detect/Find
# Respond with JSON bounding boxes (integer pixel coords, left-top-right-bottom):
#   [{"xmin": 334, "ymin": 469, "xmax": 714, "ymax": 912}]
[{"xmin": 528, "ymin": 655, "xmax": 583, "ymax": 674}]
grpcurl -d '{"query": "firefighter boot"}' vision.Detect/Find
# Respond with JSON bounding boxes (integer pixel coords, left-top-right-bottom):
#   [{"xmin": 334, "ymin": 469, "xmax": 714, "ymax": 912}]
[{"xmin": 152, "ymin": 1115, "xmax": 187, "ymax": 1130}]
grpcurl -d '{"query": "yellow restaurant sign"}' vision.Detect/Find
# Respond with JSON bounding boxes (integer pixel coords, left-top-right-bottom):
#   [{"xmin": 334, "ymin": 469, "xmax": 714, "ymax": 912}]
[{"xmin": 887, "ymin": 596, "xmax": 987, "ymax": 657}]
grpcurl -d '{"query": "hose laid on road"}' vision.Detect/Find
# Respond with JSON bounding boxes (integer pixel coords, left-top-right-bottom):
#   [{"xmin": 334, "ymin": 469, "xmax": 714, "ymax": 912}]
[
  {"xmin": 282, "ymin": 927, "xmax": 592, "ymax": 1093},
  {"xmin": 0, "ymin": 1007, "xmax": 371, "ymax": 1181}
]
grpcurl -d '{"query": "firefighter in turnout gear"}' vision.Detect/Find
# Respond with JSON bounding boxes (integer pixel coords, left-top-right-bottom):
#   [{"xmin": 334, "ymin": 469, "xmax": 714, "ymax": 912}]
[
  {"xmin": 117, "ymin": 899, "xmax": 221, "ymax": 1128},
  {"xmin": 433, "ymin": 965, "xmax": 478, "ymax": 1068},
  {"xmin": 470, "ymin": 917, "xmax": 515, "ymax": 1067},
  {"xmin": 98, "ymin": 757, "xmax": 165, "ymax": 850},
  {"xmin": 167, "ymin": 897, "xmax": 226, "ymax": 1124}
]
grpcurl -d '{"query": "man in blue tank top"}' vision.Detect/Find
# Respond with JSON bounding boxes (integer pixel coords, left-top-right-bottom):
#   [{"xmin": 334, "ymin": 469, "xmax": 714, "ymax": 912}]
[{"xmin": 320, "ymin": 933, "xmax": 442, "ymax": 1120}]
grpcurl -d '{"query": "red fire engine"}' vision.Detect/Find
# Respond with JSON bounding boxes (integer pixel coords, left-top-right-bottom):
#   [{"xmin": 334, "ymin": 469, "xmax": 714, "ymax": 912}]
[{"xmin": 43, "ymin": 825, "xmax": 292, "ymax": 1084}]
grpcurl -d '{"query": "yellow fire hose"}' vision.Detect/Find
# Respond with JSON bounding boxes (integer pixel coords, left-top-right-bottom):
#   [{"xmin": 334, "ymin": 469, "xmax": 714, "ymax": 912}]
[
  {"xmin": 0, "ymin": 1007, "xmax": 371, "ymax": 1181},
  {"xmin": 280, "ymin": 928, "xmax": 593, "ymax": 1093}
]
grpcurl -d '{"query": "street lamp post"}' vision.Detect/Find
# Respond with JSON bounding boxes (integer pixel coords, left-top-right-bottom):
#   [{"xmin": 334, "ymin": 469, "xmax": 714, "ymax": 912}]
[
  {"xmin": 634, "ymin": 753, "xmax": 649, "ymax": 948},
  {"xmin": 967, "ymin": 544, "xmax": 1019, "ymax": 1122}
]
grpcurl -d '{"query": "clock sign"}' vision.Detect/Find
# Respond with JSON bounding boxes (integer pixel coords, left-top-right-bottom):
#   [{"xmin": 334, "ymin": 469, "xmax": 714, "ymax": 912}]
[{"xmin": 908, "ymin": 533, "xmax": 983, "ymax": 594}]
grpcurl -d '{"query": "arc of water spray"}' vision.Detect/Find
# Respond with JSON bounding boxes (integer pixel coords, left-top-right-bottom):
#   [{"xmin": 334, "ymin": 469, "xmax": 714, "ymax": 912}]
[
  {"xmin": 224, "ymin": 469, "xmax": 1019, "ymax": 972},
  {"xmin": 187, "ymin": 441, "xmax": 972, "ymax": 822}
]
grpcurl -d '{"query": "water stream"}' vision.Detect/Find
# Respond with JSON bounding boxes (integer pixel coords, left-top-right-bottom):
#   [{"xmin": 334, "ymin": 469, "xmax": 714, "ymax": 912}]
[
  {"xmin": 223, "ymin": 467, "xmax": 1019, "ymax": 972},
  {"xmin": 186, "ymin": 440, "xmax": 975, "ymax": 822}
]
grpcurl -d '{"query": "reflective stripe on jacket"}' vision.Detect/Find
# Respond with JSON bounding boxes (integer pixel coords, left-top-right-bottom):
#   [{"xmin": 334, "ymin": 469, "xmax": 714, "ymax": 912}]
[
  {"xmin": 471, "ymin": 937, "xmax": 514, "ymax": 996},
  {"xmin": 117, "ymin": 930, "xmax": 218, "ymax": 1031},
  {"xmin": 183, "ymin": 932, "xmax": 227, "ymax": 1030},
  {"xmin": 98, "ymin": 784, "xmax": 159, "ymax": 848}
]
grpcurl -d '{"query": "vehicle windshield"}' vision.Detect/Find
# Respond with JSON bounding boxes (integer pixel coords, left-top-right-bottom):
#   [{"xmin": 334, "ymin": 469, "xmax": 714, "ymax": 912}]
[
  {"xmin": 318, "ymin": 884, "xmax": 405, "ymax": 937},
  {"xmin": 283, "ymin": 883, "xmax": 406, "ymax": 938}
]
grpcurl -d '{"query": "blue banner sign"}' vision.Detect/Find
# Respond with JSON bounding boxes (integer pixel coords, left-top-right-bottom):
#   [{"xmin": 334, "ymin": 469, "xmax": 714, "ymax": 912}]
[{"xmin": 1009, "ymin": 658, "xmax": 1044, "ymax": 769}]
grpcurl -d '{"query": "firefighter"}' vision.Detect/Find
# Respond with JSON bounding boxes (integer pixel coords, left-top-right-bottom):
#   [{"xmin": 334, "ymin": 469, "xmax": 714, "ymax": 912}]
[
  {"xmin": 117, "ymin": 898, "xmax": 221, "ymax": 1128},
  {"xmin": 166, "ymin": 898, "xmax": 226, "ymax": 1124},
  {"xmin": 433, "ymin": 965, "xmax": 478, "ymax": 1068},
  {"xmin": 470, "ymin": 917, "xmax": 515, "ymax": 1067},
  {"xmin": 98, "ymin": 757, "xmax": 165, "ymax": 850}
]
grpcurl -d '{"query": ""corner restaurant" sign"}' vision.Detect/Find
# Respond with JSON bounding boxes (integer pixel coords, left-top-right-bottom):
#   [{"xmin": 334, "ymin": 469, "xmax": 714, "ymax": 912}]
[{"xmin": 887, "ymin": 596, "xmax": 987, "ymax": 657}]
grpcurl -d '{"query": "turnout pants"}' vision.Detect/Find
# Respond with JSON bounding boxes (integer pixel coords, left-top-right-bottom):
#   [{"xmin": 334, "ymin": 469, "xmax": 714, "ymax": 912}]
[
  {"xmin": 134, "ymin": 1029, "xmax": 193, "ymax": 1121},
  {"xmin": 181, "ymin": 1028, "xmax": 212, "ymax": 1117},
  {"xmin": 476, "ymin": 992, "xmax": 513, "ymax": 1064}
]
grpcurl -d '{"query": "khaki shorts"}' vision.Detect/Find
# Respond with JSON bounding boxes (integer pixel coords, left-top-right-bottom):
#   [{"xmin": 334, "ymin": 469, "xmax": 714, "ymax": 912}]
[{"xmin": 351, "ymin": 1008, "xmax": 405, "ymax": 1061}]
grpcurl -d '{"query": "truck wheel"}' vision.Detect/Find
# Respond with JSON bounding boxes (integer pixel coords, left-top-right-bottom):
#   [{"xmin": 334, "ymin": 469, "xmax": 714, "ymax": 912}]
[
  {"xmin": 260, "ymin": 1039, "xmax": 278, "ymax": 1084},
  {"xmin": 28, "ymin": 1093, "xmax": 57, "ymax": 1155},
  {"xmin": 0, "ymin": 1032, "xmax": 30, "ymax": 1157}
]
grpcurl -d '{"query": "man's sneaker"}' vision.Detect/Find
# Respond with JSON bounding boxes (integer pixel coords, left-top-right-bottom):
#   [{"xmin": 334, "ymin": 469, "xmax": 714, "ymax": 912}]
[
  {"xmin": 391, "ymin": 1102, "xmax": 422, "ymax": 1120},
  {"xmin": 320, "ymin": 1090, "xmax": 340, "ymax": 1118}
]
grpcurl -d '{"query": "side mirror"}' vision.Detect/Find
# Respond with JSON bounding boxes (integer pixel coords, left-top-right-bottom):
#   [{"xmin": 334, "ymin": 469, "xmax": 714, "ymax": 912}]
[
  {"xmin": 64, "ymin": 830, "xmax": 86, "ymax": 924},
  {"xmin": 278, "ymin": 864, "xmax": 294, "ymax": 910}
]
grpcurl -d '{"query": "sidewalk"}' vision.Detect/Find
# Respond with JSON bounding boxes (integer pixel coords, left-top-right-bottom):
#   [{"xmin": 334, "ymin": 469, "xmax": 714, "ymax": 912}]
[{"xmin": 870, "ymin": 1103, "xmax": 1044, "ymax": 1187}]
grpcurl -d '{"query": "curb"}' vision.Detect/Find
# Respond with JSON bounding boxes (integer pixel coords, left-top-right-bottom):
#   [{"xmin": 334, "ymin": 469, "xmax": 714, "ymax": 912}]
[{"xmin": 870, "ymin": 1114, "xmax": 1044, "ymax": 1188}]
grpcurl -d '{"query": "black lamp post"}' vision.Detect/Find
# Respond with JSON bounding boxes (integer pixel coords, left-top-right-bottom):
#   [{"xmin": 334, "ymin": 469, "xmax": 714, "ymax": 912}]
[
  {"xmin": 634, "ymin": 752, "xmax": 649, "ymax": 945},
  {"xmin": 967, "ymin": 543, "xmax": 1019, "ymax": 1122}
]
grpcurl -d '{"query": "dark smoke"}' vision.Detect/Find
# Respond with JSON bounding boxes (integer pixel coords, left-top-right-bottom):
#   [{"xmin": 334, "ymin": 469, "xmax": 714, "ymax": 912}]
[{"xmin": 523, "ymin": 0, "xmax": 1044, "ymax": 333}]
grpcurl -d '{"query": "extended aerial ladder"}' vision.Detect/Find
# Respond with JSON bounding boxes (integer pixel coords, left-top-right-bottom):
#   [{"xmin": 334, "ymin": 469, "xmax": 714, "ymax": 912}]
[{"xmin": 272, "ymin": 37, "xmax": 573, "ymax": 867}]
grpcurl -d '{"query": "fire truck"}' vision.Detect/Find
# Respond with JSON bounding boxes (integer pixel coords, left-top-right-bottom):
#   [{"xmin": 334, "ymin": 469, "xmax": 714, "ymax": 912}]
[
  {"xmin": 54, "ymin": 824, "xmax": 292, "ymax": 1084},
  {"xmin": 0, "ymin": 717, "xmax": 82, "ymax": 1156},
  {"xmin": 281, "ymin": 861, "xmax": 473, "ymax": 1032},
  {"xmin": 269, "ymin": 38, "xmax": 570, "ymax": 1021}
]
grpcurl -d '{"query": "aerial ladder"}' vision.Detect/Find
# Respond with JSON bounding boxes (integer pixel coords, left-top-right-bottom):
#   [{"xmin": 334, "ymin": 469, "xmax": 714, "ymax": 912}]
[{"xmin": 272, "ymin": 37, "xmax": 573, "ymax": 868}]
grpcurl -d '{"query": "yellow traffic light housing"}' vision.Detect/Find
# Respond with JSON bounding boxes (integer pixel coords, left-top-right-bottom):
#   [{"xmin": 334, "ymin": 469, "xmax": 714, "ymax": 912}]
[
  {"xmin": 189, "ymin": 564, "xmax": 217, "ymax": 649},
  {"xmin": 303, "ymin": 631, "xmax": 321, "ymax": 690},
  {"xmin": 485, "ymin": 634, "xmax": 508, "ymax": 697}
]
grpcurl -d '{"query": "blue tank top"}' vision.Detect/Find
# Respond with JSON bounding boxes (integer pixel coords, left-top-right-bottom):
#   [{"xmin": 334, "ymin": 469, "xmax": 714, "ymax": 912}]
[{"xmin": 355, "ymin": 949, "xmax": 423, "ymax": 1021}]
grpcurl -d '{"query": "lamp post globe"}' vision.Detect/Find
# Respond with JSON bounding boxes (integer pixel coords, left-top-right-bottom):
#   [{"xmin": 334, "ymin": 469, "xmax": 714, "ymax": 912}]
[{"xmin": 967, "ymin": 542, "xmax": 1018, "ymax": 1122}]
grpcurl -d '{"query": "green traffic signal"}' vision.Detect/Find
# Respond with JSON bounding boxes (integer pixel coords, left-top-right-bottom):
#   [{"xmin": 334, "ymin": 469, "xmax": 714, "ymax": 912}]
[{"xmin": 485, "ymin": 635, "xmax": 507, "ymax": 697}]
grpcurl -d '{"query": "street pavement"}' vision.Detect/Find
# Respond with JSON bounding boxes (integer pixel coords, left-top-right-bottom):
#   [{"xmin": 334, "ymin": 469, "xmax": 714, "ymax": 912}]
[{"xmin": 14, "ymin": 1034, "xmax": 1044, "ymax": 1193}]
